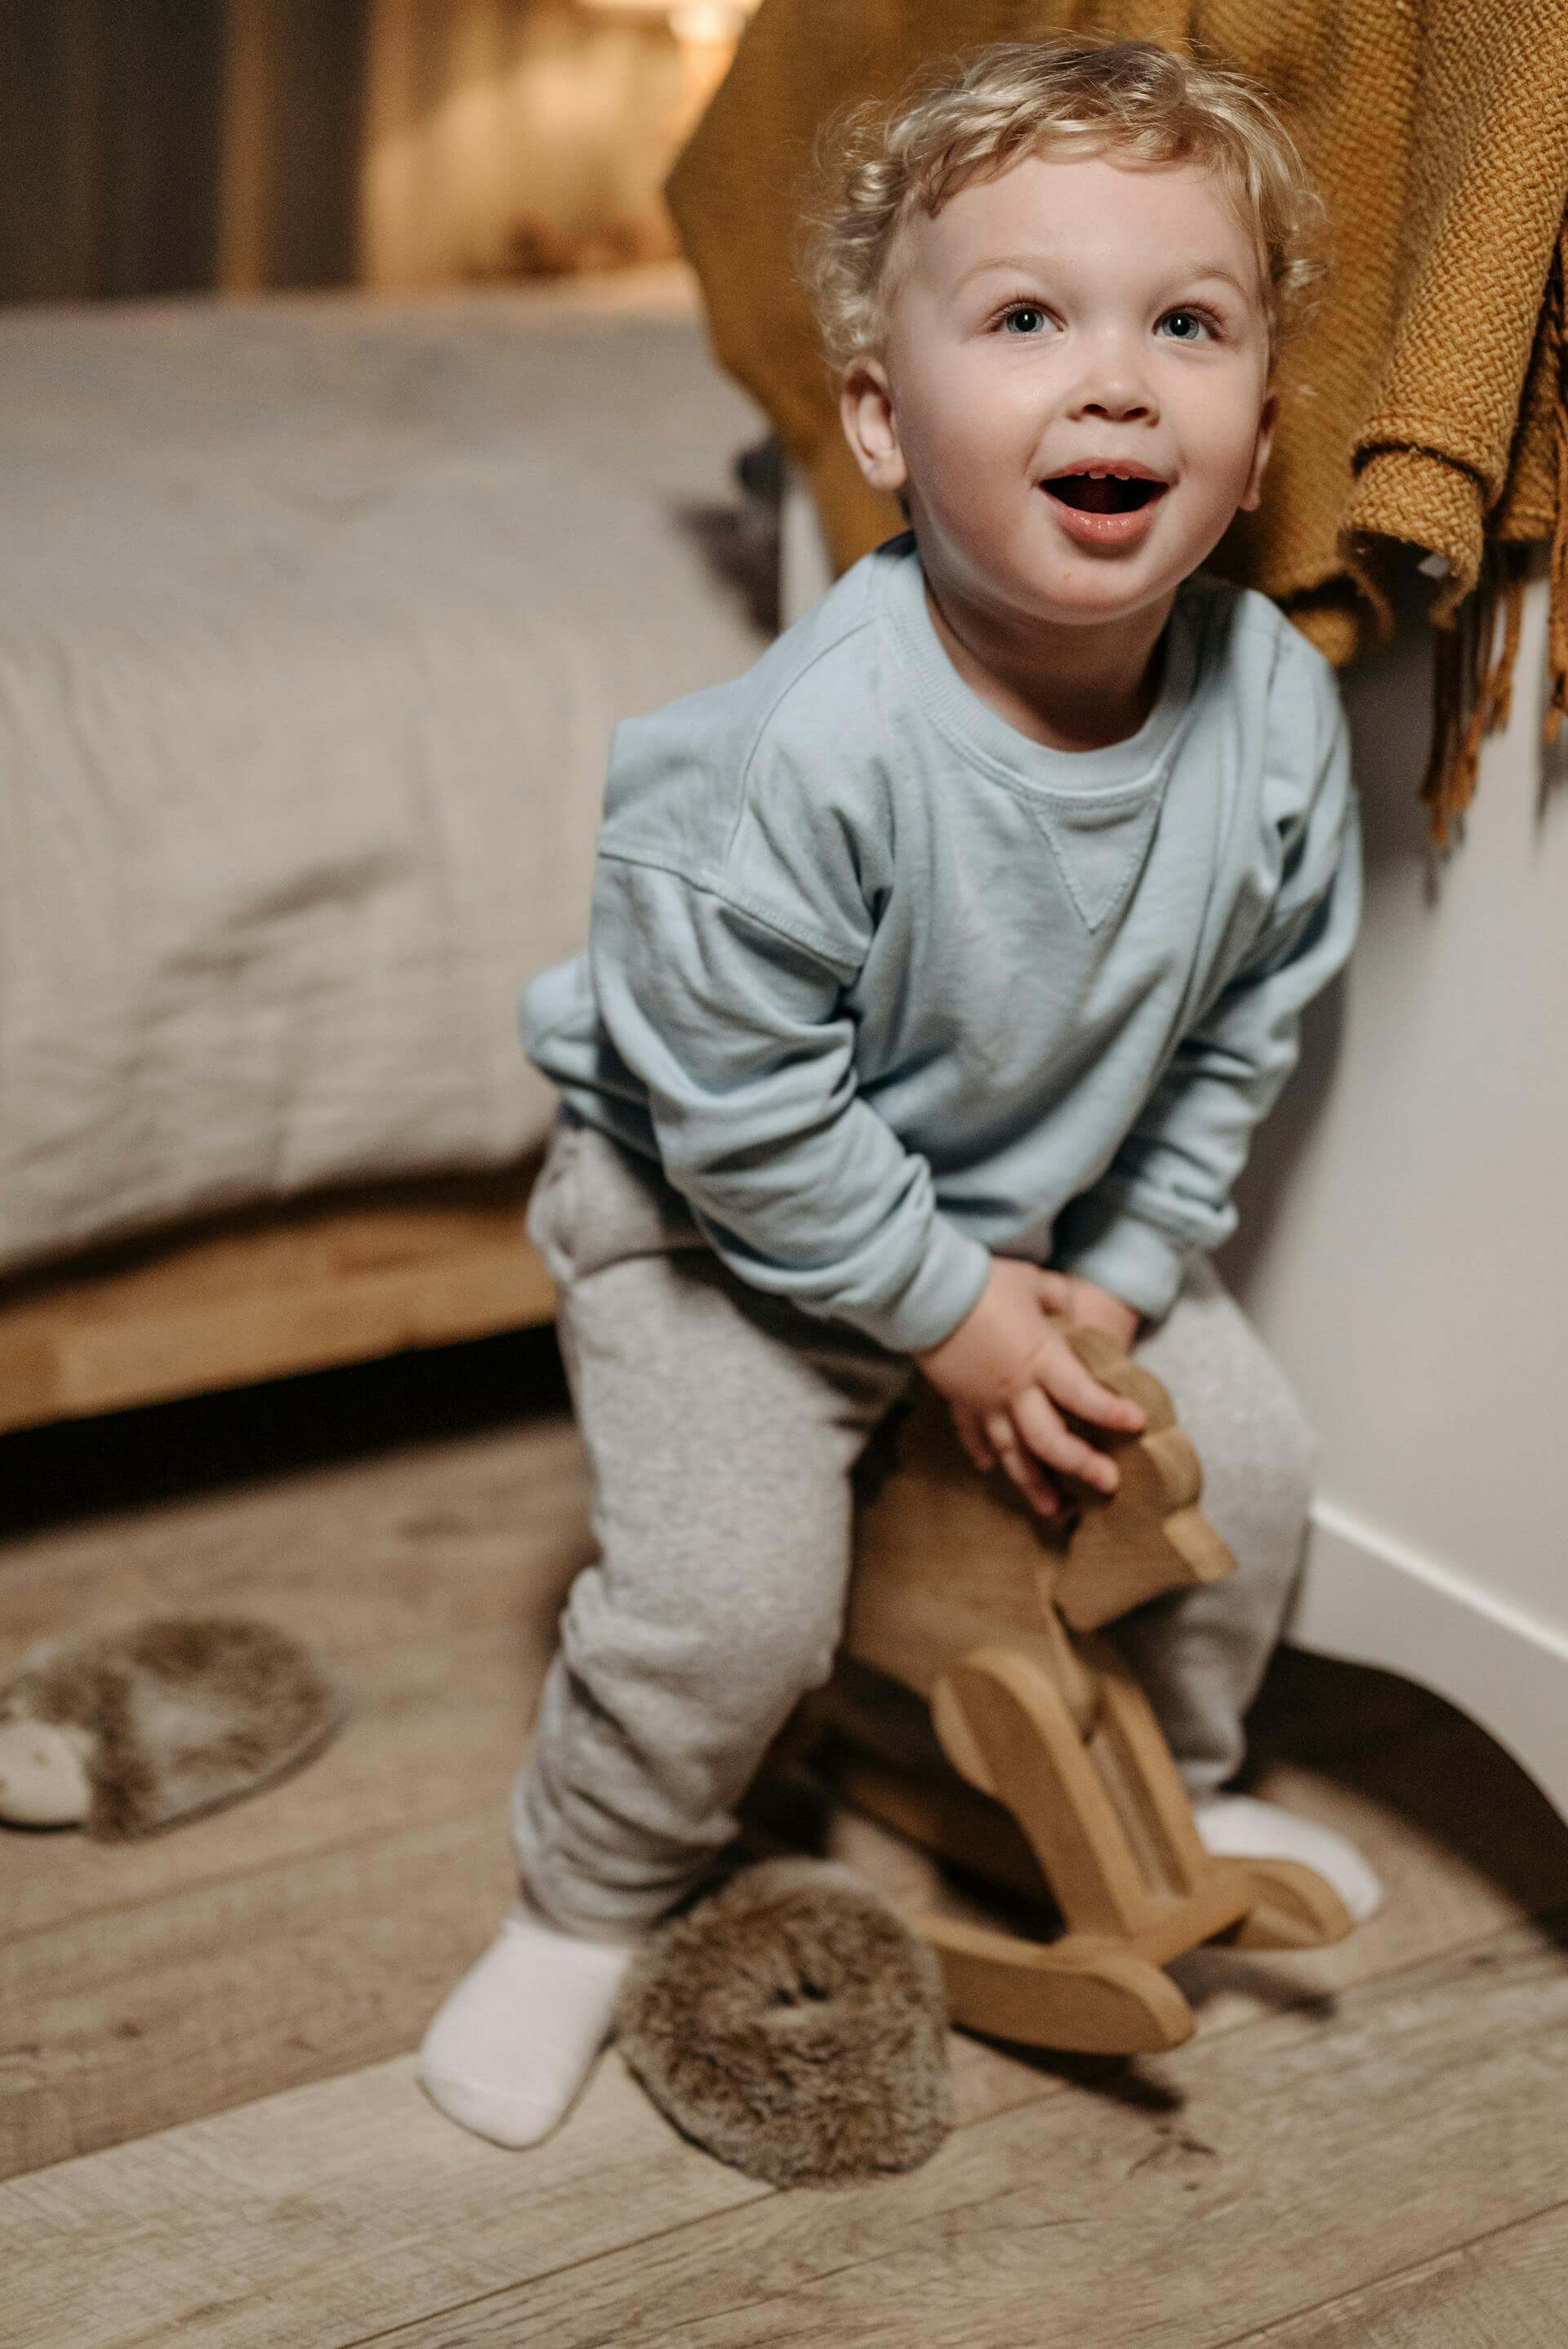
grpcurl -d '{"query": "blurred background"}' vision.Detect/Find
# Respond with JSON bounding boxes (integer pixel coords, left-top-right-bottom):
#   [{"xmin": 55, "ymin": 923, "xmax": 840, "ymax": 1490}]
[{"xmin": 0, "ymin": 0, "xmax": 755, "ymax": 304}]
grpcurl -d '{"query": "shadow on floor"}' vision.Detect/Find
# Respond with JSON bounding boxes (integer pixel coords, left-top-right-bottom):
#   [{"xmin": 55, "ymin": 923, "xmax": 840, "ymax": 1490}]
[{"xmin": 0, "ymin": 1324, "xmax": 571, "ymax": 1540}]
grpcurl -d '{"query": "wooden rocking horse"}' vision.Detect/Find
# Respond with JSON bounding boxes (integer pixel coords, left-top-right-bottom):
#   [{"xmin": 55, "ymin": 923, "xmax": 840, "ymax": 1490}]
[{"xmin": 789, "ymin": 1317, "xmax": 1355, "ymax": 2056}]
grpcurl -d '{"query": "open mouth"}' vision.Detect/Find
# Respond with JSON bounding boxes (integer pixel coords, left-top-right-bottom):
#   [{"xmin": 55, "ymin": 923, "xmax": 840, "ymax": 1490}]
[{"xmin": 1044, "ymin": 475, "xmax": 1168, "ymax": 513}]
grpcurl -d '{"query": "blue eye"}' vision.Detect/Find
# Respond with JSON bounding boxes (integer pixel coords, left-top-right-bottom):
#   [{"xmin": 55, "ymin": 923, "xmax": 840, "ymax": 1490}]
[
  {"xmin": 1160, "ymin": 308, "xmax": 1220, "ymax": 342},
  {"xmin": 992, "ymin": 301, "xmax": 1223, "ymax": 342}
]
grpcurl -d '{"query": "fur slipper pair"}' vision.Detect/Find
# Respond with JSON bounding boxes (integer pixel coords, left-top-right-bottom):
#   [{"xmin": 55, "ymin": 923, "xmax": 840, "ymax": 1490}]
[
  {"xmin": 617, "ymin": 1855, "xmax": 954, "ymax": 2188},
  {"xmin": 0, "ymin": 1616, "xmax": 346, "ymax": 1839}
]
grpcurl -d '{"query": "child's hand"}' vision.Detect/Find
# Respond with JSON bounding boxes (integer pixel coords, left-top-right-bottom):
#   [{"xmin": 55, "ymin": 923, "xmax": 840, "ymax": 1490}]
[
  {"xmin": 1043, "ymin": 1269, "xmax": 1143, "ymax": 1352},
  {"xmin": 913, "ymin": 1256, "xmax": 1146, "ymax": 1519}
]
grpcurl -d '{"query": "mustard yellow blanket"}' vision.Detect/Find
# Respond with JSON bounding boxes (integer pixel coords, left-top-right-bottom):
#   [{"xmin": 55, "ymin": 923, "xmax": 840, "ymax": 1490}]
[{"xmin": 668, "ymin": 0, "xmax": 1568, "ymax": 844}]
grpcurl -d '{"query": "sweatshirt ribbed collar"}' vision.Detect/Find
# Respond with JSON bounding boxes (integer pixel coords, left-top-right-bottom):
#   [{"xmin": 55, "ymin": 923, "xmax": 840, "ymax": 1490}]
[{"xmin": 881, "ymin": 530, "xmax": 1203, "ymax": 800}]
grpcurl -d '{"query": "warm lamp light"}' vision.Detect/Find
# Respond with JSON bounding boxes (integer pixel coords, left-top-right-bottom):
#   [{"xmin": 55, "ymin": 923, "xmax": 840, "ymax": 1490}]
[
  {"xmin": 576, "ymin": 0, "xmax": 759, "ymax": 37},
  {"xmin": 576, "ymin": 0, "xmax": 759, "ymax": 132}
]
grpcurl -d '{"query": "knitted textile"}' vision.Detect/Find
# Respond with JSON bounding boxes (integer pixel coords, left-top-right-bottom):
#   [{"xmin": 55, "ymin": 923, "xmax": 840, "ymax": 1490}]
[{"xmin": 665, "ymin": 0, "xmax": 1568, "ymax": 846}]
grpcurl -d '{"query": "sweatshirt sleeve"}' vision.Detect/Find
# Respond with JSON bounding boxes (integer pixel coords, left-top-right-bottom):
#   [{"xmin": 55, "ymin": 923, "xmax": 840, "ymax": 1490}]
[
  {"xmin": 586, "ymin": 849, "xmax": 993, "ymax": 1353},
  {"xmin": 1049, "ymin": 650, "xmax": 1364, "ymax": 1323}
]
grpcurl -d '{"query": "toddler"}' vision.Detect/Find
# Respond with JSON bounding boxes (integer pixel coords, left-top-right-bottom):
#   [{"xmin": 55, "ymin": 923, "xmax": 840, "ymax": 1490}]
[{"xmin": 420, "ymin": 33, "xmax": 1383, "ymax": 2151}]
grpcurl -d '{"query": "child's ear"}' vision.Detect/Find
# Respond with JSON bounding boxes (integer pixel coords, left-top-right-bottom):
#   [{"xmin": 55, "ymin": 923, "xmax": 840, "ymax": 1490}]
[
  {"xmin": 1236, "ymin": 385, "xmax": 1280, "ymax": 515},
  {"xmin": 839, "ymin": 356, "xmax": 909, "ymax": 497}
]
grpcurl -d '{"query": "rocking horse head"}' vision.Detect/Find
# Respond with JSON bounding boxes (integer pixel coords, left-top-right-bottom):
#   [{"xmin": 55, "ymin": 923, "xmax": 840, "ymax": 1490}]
[{"xmin": 845, "ymin": 1315, "xmax": 1237, "ymax": 1717}]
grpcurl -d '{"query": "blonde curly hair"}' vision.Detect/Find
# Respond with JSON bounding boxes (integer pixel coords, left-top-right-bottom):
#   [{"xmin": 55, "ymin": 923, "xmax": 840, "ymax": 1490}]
[{"xmin": 795, "ymin": 33, "xmax": 1330, "ymax": 380}]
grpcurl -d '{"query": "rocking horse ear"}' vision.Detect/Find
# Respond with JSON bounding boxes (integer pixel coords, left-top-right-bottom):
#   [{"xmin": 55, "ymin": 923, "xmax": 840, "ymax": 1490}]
[{"xmin": 1049, "ymin": 1326, "xmax": 1237, "ymax": 1634}]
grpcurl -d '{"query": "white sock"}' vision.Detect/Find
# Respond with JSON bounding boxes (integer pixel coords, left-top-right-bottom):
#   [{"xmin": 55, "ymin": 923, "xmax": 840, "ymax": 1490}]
[
  {"xmin": 418, "ymin": 1892, "xmax": 640, "ymax": 2149},
  {"xmin": 1192, "ymin": 1793, "xmax": 1385, "ymax": 1923}
]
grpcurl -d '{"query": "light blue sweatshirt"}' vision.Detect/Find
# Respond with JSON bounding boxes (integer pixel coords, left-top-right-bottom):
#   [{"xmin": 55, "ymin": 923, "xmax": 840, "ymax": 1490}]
[{"xmin": 521, "ymin": 529, "xmax": 1362, "ymax": 1353}]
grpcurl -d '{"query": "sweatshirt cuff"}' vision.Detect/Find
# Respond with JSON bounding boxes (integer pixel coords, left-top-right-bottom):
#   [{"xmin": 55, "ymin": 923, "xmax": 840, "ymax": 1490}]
[
  {"xmin": 853, "ymin": 1214, "xmax": 992, "ymax": 1356},
  {"xmin": 1052, "ymin": 1205, "xmax": 1191, "ymax": 1324}
]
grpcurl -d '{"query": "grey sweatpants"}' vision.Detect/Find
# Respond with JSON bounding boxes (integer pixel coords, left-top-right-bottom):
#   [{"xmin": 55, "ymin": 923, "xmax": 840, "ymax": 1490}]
[{"xmin": 515, "ymin": 1109, "xmax": 1321, "ymax": 1939}]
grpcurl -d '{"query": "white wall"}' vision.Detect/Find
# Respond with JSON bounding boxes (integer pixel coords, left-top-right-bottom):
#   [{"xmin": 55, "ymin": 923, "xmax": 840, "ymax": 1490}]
[{"xmin": 1220, "ymin": 544, "xmax": 1568, "ymax": 1819}]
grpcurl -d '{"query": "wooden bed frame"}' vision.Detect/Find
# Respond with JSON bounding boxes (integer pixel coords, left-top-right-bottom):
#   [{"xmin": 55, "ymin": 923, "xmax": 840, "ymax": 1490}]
[{"xmin": 0, "ymin": 1161, "xmax": 556, "ymax": 1436}]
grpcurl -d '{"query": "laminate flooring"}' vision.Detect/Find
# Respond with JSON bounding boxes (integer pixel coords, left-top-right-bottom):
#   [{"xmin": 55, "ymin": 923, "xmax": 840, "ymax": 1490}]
[{"xmin": 2, "ymin": 1331, "xmax": 1564, "ymax": 2347}]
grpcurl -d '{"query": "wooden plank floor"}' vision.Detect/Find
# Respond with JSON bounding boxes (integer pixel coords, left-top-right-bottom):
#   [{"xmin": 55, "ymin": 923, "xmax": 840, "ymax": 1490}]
[{"xmin": 2, "ymin": 1332, "xmax": 1566, "ymax": 2344}]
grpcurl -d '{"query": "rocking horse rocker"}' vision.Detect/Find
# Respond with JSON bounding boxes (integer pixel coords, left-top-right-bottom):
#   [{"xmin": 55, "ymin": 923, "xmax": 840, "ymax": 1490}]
[{"xmin": 794, "ymin": 1315, "xmax": 1356, "ymax": 2057}]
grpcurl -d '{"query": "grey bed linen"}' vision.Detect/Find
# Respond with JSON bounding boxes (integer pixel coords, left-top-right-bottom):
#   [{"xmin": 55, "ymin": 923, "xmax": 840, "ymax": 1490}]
[{"xmin": 0, "ymin": 271, "xmax": 771, "ymax": 1277}]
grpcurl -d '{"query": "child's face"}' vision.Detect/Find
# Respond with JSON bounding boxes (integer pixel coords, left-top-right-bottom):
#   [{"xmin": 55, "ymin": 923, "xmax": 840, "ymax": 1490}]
[{"xmin": 840, "ymin": 148, "xmax": 1278, "ymax": 631}]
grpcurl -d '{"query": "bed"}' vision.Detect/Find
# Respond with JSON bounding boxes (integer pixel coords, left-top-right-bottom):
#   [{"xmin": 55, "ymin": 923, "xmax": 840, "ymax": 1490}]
[{"xmin": 0, "ymin": 262, "xmax": 777, "ymax": 1430}]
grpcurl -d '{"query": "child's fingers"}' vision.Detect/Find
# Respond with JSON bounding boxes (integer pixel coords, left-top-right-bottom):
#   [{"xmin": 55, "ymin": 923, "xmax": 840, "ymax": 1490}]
[
  {"xmin": 1031, "ymin": 1268, "xmax": 1076, "ymax": 1315},
  {"xmin": 1008, "ymin": 1383, "xmax": 1121, "ymax": 1496},
  {"xmin": 982, "ymin": 1409, "xmax": 1062, "ymax": 1516},
  {"xmin": 951, "ymin": 1403, "xmax": 996, "ymax": 1473},
  {"xmin": 1037, "ymin": 1341, "xmax": 1147, "ymax": 1436}
]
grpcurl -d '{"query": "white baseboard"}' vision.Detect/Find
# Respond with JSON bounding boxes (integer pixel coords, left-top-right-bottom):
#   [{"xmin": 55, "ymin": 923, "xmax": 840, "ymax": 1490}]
[{"xmin": 1286, "ymin": 1497, "xmax": 1568, "ymax": 1827}]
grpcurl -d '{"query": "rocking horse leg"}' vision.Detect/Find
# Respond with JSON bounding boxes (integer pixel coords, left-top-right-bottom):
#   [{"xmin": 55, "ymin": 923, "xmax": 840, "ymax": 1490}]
[
  {"xmin": 932, "ymin": 1649, "xmax": 1253, "ymax": 1948},
  {"xmin": 914, "ymin": 1640, "xmax": 1352, "ymax": 2049},
  {"xmin": 1208, "ymin": 1857, "xmax": 1356, "ymax": 1951},
  {"xmin": 912, "ymin": 1909, "xmax": 1196, "ymax": 2054},
  {"xmin": 916, "ymin": 1649, "xmax": 1227, "ymax": 2054},
  {"xmin": 1088, "ymin": 1638, "xmax": 1355, "ymax": 1953}
]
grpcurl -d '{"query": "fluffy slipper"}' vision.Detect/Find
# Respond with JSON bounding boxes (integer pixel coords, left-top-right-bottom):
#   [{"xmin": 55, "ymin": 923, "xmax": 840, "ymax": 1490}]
[
  {"xmin": 0, "ymin": 1616, "xmax": 347, "ymax": 1839},
  {"xmin": 615, "ymin": 1856, "xmax": 952, "ymax": 2188}
]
